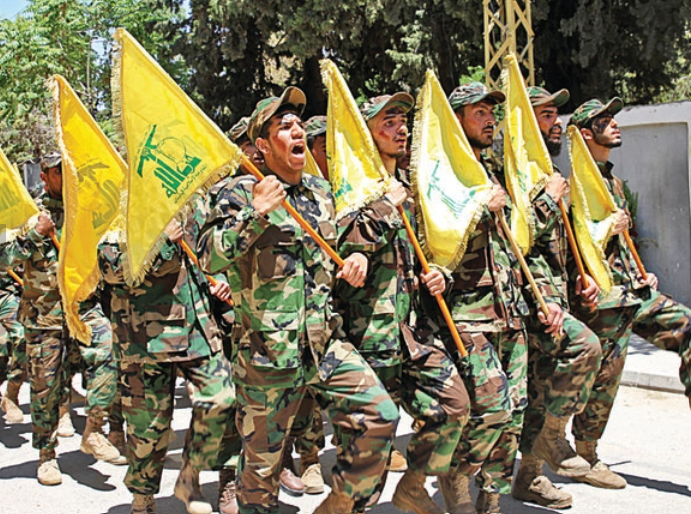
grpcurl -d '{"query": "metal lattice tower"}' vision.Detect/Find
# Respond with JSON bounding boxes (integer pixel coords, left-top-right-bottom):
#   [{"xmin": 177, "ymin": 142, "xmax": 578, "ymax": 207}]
[{"xmin": 483, "ymin": 0, "xmax": 535, "ymax": 89}]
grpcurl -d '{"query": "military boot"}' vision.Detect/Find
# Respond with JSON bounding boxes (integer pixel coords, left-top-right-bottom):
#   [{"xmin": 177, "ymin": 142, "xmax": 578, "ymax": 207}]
[
  {"xmin": 1, "ymin": 381, "xmax": 24, "ymax": 423},
  {"xmin": 279, "ymin": 448, "xmax": 305, "ymax": 496},
  {"xmin": 57, "ymin": 405, "xmax": 76, "ymax": 438},
  {"xmin": 532, "ymin": 414, "xmax": 590, "ymax": 477},
  {"xmin": 475, "ymin": 491, "xmax": 501, "ymax": 514},
  {"xmin": 174, "ymin": 461, "xmax": 213, "ymax": 514},
  {"xmin": 37, "ymin": 449, "xmax": 62, "ymax": 486},
  {"xmin": 218, "ymin": 468, "xmax": 237, "ymax": 514},
  {"xmin": 131, "ymin": 494, "xmax": 157, "ymax": 514},
  {"xmin": 108, "ymin": 429, "xmax": 127, "ymax": 456},
  {"xmin": 313, "ymin": 490, "xmax": 354, "ymax": 514},
  {"xmin": 81, "ymin": 416, "xmax": 127, "ymax": 465},
  {"xmin": 437, "ymin": 471, "xmax": 475, "ymax": 514},
  {"xmin": 573, "ymin": 440, "xmax": 626, "ymax": 489},
  {"xmin": 299, "ymin": 449, "xmax": 324, "ymax": 494},
  {"xmin": 512, "ymin": 453, "xmax": 572, "ymax": 509},
  {"xmin": 387, "ymin": 447, "xmax": 408, "ymax": 472},
  {"xmin": 392, "ymin": 469, "xmax": 448, "ymax": 514}
]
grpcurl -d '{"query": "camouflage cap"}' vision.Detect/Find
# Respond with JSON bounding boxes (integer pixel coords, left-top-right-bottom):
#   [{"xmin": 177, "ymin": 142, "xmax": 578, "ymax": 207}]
[
  {"xmin": 569, "ymin": 97, "xmax": 624, "ymax": 129},
  {"xmin": 305, "ymin": 115, "xmax": 327, "ymax": 138},
  {"xmin": 527, "ymin": 86, "xmax": 570, "ymax": 108},
  {"xmin": 40, "ymin": 152, "xmax": 62, "ymax": 171},
  {"xmin": 247, "ymin": 86, "xmax": 307, "ymax": 143},
  {"xmin": 448, "ymin": 81, "xmax": 505, "ymax": 111},
  {"xmin": 228, "ymin": 117, "xmax": 250, "ymax": 143},
  {"xmin": 360, "ymin": 92, "xmax": 414, "ymax": 122}
]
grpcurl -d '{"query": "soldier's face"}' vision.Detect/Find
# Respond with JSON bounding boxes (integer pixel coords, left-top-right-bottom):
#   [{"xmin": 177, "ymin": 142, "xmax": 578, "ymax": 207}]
[
  {"xmin": 457, "ymin": 101, "xmax": 496, "ymax": 150},
  {"xmin": 310, "ymin": 135, "xmax": 328, "ymax": 179},
  {"xmin": 40, "ymin": 166, "xmax": 62, "ymax": 199},
  {"xmin": 239, "ymin": 140, "xmax": 265, "ymax": 168},
  {"xmin": 256, "ymin": 112, "xmax": 306, "ymax": 177},
  {"xmin": 369, "ymin": 107, "xmax": 408, "ymax": 159},
  {"xmin": 589, "ymin": 114, "xmax": 622, "ymax": 148},
  {"xmin": 534, "ymin": 103, "xmax": 563, "ymax": 156}
]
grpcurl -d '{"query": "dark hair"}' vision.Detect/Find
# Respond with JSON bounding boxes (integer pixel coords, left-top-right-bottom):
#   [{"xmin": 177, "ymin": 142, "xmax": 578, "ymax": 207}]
[{"xmin": 306, "ymin": 135, "xmax": 316, "ymax": 150}]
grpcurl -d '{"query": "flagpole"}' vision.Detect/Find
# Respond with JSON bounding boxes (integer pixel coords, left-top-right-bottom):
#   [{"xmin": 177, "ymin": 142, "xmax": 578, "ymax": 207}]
[
  {"xmin": 623, "ymin": 229, "xmax": 648, "ymax": 280},
  {"xmin": 397, "ymin": 205, "xmax": 468, "ymax": 358},
  {"xmin": 496, "ymin": 211, "xmax": 550, "ymax": 316},
  {"xmin": 7, "ymin": 269, "xmax": 23, "ymax": 287},
  {"xmin": 558, "ymin": 200, "xmax": 589, "ymax": 288},
  {"xmin": 179, "ymin": 240, "xmax": 234, "ymax": 307},
  {"xmin": 241, "ymin": 155, "xmax": 346, "ymax": 267},
  {"xmin": 50, "ymin": 231, "xmax": 61, "ymax": 251}
]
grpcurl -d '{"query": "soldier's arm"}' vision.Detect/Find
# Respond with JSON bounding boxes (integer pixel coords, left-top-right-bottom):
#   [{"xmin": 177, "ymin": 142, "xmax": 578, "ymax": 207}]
[
  {"xmin": 98, "ymin": 241, "xmax": 127, "ymax": 285},
  {"xmin": 337, "ymin": 196, "xmax": 400, "ymax": 258},
  {"xmin": 0, "ymin": 228, "xmax": 50, "ymax": 268},
  {"xmin": 197, "ymin": 177, "xmax": 270, "ymax": 275}
]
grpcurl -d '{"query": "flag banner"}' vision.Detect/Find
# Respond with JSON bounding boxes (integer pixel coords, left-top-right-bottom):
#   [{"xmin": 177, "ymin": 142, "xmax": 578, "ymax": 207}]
[
  {"xmin": 502, "ymin": 54, "xmax": 553, "ymax": 254},
  {"xmin": 568, "ymin": 125, "xmax": 618, "ymax": 294},
  {"xmin": 320, "ymin": 59, "xmax": 388, "ymax": 218},
  {"xmin": 304, "ymin": 148, "xmax": 323, "ymax": 178},
  {"xmin": 112, "ymin": 28, "xmax": 242, "ymax": 283},
  {"xmin": 0, "ymin": 147, "xmax": 39, "ymax": 240},
  {"xmin": 410, "ymin": 69, "xmax": 493, "ymax": 270},
  {"xmin": 51, "ymin": 74, "xmax": 126, "ymax": 343}
]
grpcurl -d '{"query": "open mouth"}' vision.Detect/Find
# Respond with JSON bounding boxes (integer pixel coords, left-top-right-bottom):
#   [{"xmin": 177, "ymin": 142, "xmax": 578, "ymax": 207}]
[{"xmin": 291, "ymin": 142, "xmax": 305, "ymax": 156}]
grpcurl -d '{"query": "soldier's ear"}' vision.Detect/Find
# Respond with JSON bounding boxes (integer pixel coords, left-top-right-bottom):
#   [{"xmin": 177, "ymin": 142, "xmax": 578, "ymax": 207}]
[
  {"xmin": 254, "ymin": 137, "xmax": 270, "ymax": 157},
  {"xmin": 580, "ymin": 127, "xmax": 593, "ymax": 141}
]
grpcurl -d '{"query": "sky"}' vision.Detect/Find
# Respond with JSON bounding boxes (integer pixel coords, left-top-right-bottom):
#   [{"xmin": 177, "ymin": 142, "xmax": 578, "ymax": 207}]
[{"xmin": 0, "ymin": 0, "xmax": 29, "ymax": 19}]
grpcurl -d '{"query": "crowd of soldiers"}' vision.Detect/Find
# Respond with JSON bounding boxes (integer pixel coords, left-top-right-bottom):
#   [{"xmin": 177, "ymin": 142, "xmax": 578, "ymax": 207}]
[{"xmin": 1, "ymin": 78, "xmax": 690, "ymax": 514}]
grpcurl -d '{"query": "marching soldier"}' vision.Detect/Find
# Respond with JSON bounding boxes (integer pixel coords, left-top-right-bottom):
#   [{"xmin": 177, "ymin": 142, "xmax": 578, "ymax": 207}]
[
  {"xmin": 198, "ymin": 87, "xmax": 399, "ymax": 514},
  {"xmin": 0, "ymin": 267, "xmax": 27, "ymax": 423}
]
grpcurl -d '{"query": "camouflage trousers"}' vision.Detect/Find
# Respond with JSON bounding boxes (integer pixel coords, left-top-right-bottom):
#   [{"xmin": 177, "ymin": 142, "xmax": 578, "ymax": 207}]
[
  {"xmin": 444, "ymin": 329, "xmax": 527, "ymax": 495},
  {"xmin": 235, "ymin": 339, "xmax": 399, "ymax": 514},
  {"xmin": 520, "ymin": 313, "xmax": 602, "ymax": 453},
  {"xmin": 571, "ymin": 306, "xmax": 637, "ymax": 442},
  {"xmin": 285, "ymin": 392, "xmax": 325, "ymax": 459},
  {"xmin": 0, "ymin": 292, "xmax": 27, "ymax": 388},
  {"xmin": 26, "ymin": 312, "xmax": 118, "ymax": 451},
  {"xmin": 120, "ymin": 352, "xmax": 238, "ymax": 495},
  {"xmin": 632, "ymin": 289, "xmax": 691, "ymax": 399}
]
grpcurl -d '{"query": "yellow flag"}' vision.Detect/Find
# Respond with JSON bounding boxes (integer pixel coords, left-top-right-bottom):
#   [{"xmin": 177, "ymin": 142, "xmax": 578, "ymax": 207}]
[
  {"xmin": 51, "ymin": 75, "xmax": 126, "ymax": 343},
  {"xmin": 411, "ymin": 70, "xmax": 493, "ymax": 270},
  {"xmin": 0, "ymin": 147, "xmax": 39, "ymax": 238},
  {"xmin": 320, "ymin": 59, "xmax": 388, "ymax": 218},
  {"xmin": 502, "ymin": 54, "xmax": 553, "ymax": 255},
  {"xmin": 304, "ymin": 149, "xmax": 323, "ymax": 179},
  {"xmin": 568, "ymin": 125, "xmax": 618, "ymax": 294},
  {"xmin": 112, "ymin": 28, "xmax": 242, "ymax": 283}
]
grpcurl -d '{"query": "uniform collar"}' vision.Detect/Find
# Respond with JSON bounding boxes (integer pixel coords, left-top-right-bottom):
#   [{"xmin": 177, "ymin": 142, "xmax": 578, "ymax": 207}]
[{"xmin": 596, "ymin": 161, "xmax": 615, "ymax": 178}]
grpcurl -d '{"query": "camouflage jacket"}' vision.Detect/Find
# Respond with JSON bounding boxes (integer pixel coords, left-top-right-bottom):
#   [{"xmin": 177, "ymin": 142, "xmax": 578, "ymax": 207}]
[
  {"xmin": 442, "ymin": 162, "xmax": 528, "ymax": 333},
  {"xmin": 0, "ymin": 191, "xmax": 64, "ymax": 330},
  {"xmin": 0, "ymin": 269, "xmax": 22, "ymax": 299},
  {"xmin": 198, "ymin": 172, "xmax": 344, "ymax": 388},
  {"xmin": 335, "ymin": 168, "xmax": 432, "ymax": 366},
  {"xmin": 526, "ymin": 165, "xmax": 569, "ymax": 311},
  {"xmin": 98, "ymin": 195, "xmax": 222, "ymax": 364}
]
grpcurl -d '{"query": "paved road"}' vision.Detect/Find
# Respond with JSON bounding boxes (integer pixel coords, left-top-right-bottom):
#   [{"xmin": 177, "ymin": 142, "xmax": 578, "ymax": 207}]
[{"xmin": 1, "ymin": 383, "xmax": 689, "ymax": 514}]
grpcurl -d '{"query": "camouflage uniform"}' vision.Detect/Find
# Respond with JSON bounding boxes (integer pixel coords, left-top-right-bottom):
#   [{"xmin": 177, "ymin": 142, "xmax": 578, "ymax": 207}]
[
  {"xmin": 433, "ymin": 158, "xmax": 529, "ymax": 496},
  {"xmin": 98, "ymin": 194, "xmax": 239, "ymax": 495},
  {"xmin": 335, "ymin": 168, "xmax": 469, "ymax": 482},
  {"xmin": 198, "ymin": 172, "xmax": 399, "ymax": 514},
  {"xmin": 0, "ymin": 269, "xmax": 27, "ymax": 390},
  {"xmin": 0, "ymin": 191, "xmax": 117, "ymax": 452},
  {"xmin": 520, "ymin": 171, "xmax": 602, "ymax": 454}
]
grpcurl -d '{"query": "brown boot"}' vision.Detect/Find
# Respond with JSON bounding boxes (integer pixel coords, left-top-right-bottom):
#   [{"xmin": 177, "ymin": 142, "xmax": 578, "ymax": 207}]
[
  {"xmin": 279, "ymin": 448, "xmax": 305, "ymax": 496},
  {"xmin": 37, "ymin": 449, "xmax": 62, "ymax": 486},
  {"xmin": 175, "ymin": 463, "xmax": 212, "ymax": 514},
  {"xmin": 81, "ymin": 416, "xmax": 127, "ymax": 465},
  {"xmin": 437, "ymin": 471, "xmax": 475, "ymax": 514},
  {"xmin": 131, "ymin": 493, "xmax": 157, "ymax": 514},
  {"xmin": 1, "ymin": 381, "xmax": 23, "ymax": 423},
  {"xmin": 299, "ymin": 449, "xmax": 324, "ymax": 494},
  {"xmin": 532, "ymin": 414, "xmax": 590, "ymax": 477},
  {"xmin": 475, "ymin": 491, "xmax": 501, "ymax": 514},
  {"xmin": 108, "ymin": 430, "xmax": 127, "ymax": 456},
  {"xmin": 57, "ymin": 405, "xmax": 75, "ymax": 438},
  {"xmin": 313, "ymin": 490, "xmax": 354, "ymax": 514},
  {"xmin": 218, "ymin": 468, "xmax": 237, "ymax": 514},
  {"xmin": 392, "ymin": 469, "xmax": 447, "ymax": 514},
  {"xmin": 512, "ymin": 453, "xmax": 572, "ymax": 509},
  {"xmin": 387, "ymin": 448, "xmax": 408, "ymax": 472},
  {"xmin": 573, "ymin": 440, "xmax": 626, "ymax": 489}
]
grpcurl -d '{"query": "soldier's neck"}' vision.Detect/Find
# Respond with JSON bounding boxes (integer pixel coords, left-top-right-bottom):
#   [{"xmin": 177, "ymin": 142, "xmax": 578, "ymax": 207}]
[
  {"xmin": 587, "ymin": 141, "xmax": 610, "ymax": 165},
  {"xmin": 380, "ymin": 153, "xmax": 397, "ymax": 176}
]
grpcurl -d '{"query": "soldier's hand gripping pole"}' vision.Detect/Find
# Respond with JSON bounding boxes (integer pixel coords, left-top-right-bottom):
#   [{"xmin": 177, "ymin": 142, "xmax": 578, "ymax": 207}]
[
  {"xmin": 7, "ymin": 269, "xmax": 23, "ymax": 287},
  {"xmin": 623, "ymin": 229, "xmax": 648, "ymax": 280},
  {"xmin": 179, "ymin": 239, "xmax": 233, "ymax": 307},
  {"xmin": 397, "ymin": 205, "xmax": 468, "ymax": 358},
  {"xmin": 559, "ymin": 200, "xmax": 589, "ymax": 288},
  {"xmin": 496, "ymin": 211, "xmax": 550, "ymax": 317},
  {"xmin": 241, "ymin": 155, "xmax": 346, "ymax": 267}
]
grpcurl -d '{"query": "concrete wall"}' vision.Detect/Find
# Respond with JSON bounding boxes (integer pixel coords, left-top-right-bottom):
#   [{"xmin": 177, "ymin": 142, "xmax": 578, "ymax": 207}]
[{"xmin": 554, "ymin": 101, "xmax": 691, "ymax": 305}]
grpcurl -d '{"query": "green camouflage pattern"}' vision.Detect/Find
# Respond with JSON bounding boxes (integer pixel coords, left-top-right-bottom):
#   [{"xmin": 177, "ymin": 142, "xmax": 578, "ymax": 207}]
[
  {"xmin": 359, "ymin": 93, "xmax": 414, "ymax": 121},
  {"xmin": 448, "ymin": 82, "xmax": 505, "ymax": 111},
  {"xmin": 286, "ymin": 392, "xmax": 326, "ymax": 457},
  {"xmin": 568, "ymin": 98, "xmax": 623, "ymax": 129},
  {"xmin": 0, "ymin": 275, "xmax": 27, "ymax": 387},
  {"xmin": 236, "ymin": 339, "xmax": 398, "ymax": 514}
]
